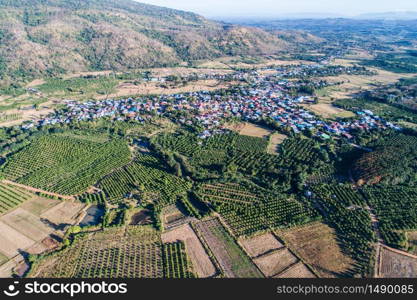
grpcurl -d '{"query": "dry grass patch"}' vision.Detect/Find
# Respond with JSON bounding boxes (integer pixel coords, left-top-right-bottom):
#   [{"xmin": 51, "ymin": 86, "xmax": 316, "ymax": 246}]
[
  {"xmin": 26, "ymin": 79, "xmax": 46, "ymax": 87},
  {"xmin": 239, "ymin": 233, "xmax": 284, "ymax": 258},
  {"xmin": 162, "ymin": 223, "xmax": 216, "ymax": 278},
  {"xmin": 0, "ymin": 221, "xmax": 35, "ymax": 258},
  {"xmin": 277, "ymin": 222, "xmax": 355, "ymax": 278},
  {"xmin": 379, "ymin": 245, "xmax": 417, "ymax": 278},
  {"xmin": 304, "ymin": 103, "xmax": 355, "ymax": 119},
  {"xmin": 1, "ymin": 208, "xmax": 53, "ymax": 242},
  {"xmin": 0, "ymin": 106, "xmax": 54, "ymax": 127},
  {"xmin": 253, "ymin": 248, "xmax": 298, "ymax": 277},
  {"xmin": 0, "ymin": 252, "xmax": 8, "ymax": 266},
  {"xmin": 194, "ymin": 218, "xmax": 263, "ymax": 278},
  {"xmin": 40, "ymin": 201, "xmax": 86, "ymax": 227},
  {"xmin": 225, "ymin": 122, "xmax": 272, "ymax": 138},
  {"xmin": 161, "ymin": 205, "xmax": 195, "ymax": 230},
  {"xmin": 274, "ymin": 262, "xmax": 316, "ymax": 278},
  {"xmin": 97, "ymin": 79, "xmax": 235, "ymax": 99},
  {"xmin": 267, "ymin": 133, "xmax": 287, "ymax": 154},
  {"xmin": 19, "ymin": 197, "xmax": 60, "ymax": 216}
]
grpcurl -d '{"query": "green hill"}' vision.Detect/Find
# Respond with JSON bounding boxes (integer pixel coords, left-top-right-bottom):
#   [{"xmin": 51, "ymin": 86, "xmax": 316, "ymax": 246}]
[{"xmin": 0, "ymin": 0, "xmax": 306, "ymax": 86}]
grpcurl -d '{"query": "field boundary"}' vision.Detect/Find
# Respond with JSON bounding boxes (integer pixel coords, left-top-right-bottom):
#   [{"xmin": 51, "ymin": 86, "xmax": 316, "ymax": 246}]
[{"xmin": 2, "ymin": 180, "xmax": 75, "ymax": 201}]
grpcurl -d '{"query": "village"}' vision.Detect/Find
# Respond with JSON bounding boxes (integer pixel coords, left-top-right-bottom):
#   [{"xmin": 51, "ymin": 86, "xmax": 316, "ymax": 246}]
[{"xmin": 22, "ymin": 65, "xmax": 401, "ymax": 140}]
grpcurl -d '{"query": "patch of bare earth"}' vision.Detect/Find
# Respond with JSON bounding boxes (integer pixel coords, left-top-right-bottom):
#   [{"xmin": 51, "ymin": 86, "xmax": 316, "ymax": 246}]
[
  {"xmin": 0, "ymin": 106, "xmax": 53, "ymax": 127},
  {"xmin": 97, "ymin": 79, "xmax": 237, "ymax": 99},
  {"xmin": 378, "ymin": 245, "xmax": 417, "ymax": 278},
  {"xmin": 26, "ymin": 79, "xmax": 46, "ymax": 87},
  {"xmin": 276, "ymin": 222, "xmax": 354, "ymax": 278},
  {"xmin": 274, "ymin": 262, "xmax": 316, "ymax": 278},
  {"xmin": 162, "ymin": 223, "xmax": 216, "ymax": 278},
  {"xmin": 0, "ymin": 198, "xmax": 86, "ymax": 278},
  {"xmin": 253, "ymin": 248, "xmax": 299, "ymax": 277},
  {"xmin": 40, "ymin": 201, "xmax": 86, "ymax": 226},
  {"xmin": 267, "ymin": 133, "xmax": 287, "ymax": 154},
  {"xmin": 239, "ymin": 233, "xmax": 284, "ymax": 258},
  {"xmin": 161, "ymin": 205, "xmax": 195, "ymax": 230},
  {"xmin": 303, "ymin": 103, "xmax": 355, "ymax": 119},
  {"xmin": 224, "ymin": 122, "xmax": 272, "ymax": 138}
]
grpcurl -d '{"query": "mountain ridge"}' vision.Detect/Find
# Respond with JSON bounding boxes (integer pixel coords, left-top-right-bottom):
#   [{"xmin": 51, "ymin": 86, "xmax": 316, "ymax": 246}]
[{"xmin": 0, "ymin": 0, "xmax": 314, "ymax": 87}]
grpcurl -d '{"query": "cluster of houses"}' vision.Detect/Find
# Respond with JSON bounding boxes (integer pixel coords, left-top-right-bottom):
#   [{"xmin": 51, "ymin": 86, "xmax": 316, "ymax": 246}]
[
  {"xmin": 261, "ymin": 64, "xmax": 376, "ymax": 78},
  {"xmin": 22, "ymin": 68, "xmax": 400, "ymax": 139}
]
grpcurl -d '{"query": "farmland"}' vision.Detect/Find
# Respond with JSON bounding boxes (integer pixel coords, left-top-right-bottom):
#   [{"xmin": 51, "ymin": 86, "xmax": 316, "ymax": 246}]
[
  {"xmin": 0, "ymin": 181, "xmax": 33, "ymax": 215},
  {"xmin": 277, "ymin": 222, "xmax": 355, "ymax": 278},
  {"xmin": 240, "ymin": 232, "xmax": 316, "ymax": 278},
  {"xmin": 378, "ymin": 246, "xmax": 417, "ymax": 278},
  {"xmin": 363, "ymin": 186, "xmax": 417, "ymax": 249},
  {"xmin": 1, "ymin": 135, "xmax": 131, "ymax": 195},
  {"xmin": 0, "ymin": 11, "xmax": 416, "ymax": 281},
  {"xmin": 161, "ymin": 223, "xmax": 216, "ymax": 278},
  {"xmin": 98, "ymin": 153, "xmax": 192, "ymax": 206},
  {"xmin": 29, "ymin": 227, "xmax": 164, "ymax": 278},
  {"xmin": 162, "ymin": 242, "xmax": 194, "ymax": 278},
  {"xmin": 311, "ymin": 184, "xmax": 375, "ymax": 277},
  {"xmin": 197, "ymin": 182, "xmax": 317, "ymax": 236},
  {"xmin": 193, "ymin": 218, "xmax": 263, "ymax": 278},
  {"xmin": 0, "ymin": 195, "xmax": 85, "ymax": 277}
]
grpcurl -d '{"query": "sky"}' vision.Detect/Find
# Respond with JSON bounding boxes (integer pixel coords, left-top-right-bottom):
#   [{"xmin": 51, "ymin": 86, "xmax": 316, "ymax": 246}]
[{"xmin": 136, "ymin": 0, "xmax": 417, "ymax": 18}]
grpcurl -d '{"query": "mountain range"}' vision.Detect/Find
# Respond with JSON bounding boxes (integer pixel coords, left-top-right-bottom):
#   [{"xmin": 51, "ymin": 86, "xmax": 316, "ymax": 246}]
[{"xmin": 0, "ymin": 0, "xmax": 315, "ymax": 86}]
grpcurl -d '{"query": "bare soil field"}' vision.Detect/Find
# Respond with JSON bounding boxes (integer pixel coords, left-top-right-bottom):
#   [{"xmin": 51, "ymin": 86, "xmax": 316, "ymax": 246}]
[
  {"xmin": 194, "ymin": 218, "xmax": 263, "ymax": 278},
  {"xmin": 0, "ymin": 257, "xmax": 23, "ymax": 278},
  {"xmin": 98, "ymin": 79, "xmax": 239, "ymax": 100},
  {"xmin": 253, "ymin": 248, "xmax": 299, "ymax": 277},
  {"xmin": 224, "ymin": 122, "xmax": 272, "ymax": 138},
  {"xmin": 0, "ymin": 106, "xmax": 53, "ymax": 127},
  {"xmin": 25, "ymin": 242, "xmax": 48, "ymax": 256},
  {"xmin": 276, "ymin": 222, "xmax": 355, "ymax": 278},
  {"xmin": 379, "ymin": 245, "xmax": 417, "ymax": 278},
  {"xmin": 239, "ymin": 233, "xmax": 284, "ymax": 258},
  {"xmin": 0, "ymin": 221, "xmax": 35, "ymax": 258},
  {"xmin": 19, "ymin": 198, "xmax": 61, "ymax": 216},
  {"xmin": 162, "ymin": 223, "xmax": 216, "ymax": 278},
  {"xmin": 26, "ymin": 79, "xmax": 46, "ymax": 87},
  {"xmin": 319, "ymin": 69, "xmax": 416, "ymax": 102},
  {"xmin": 267, "ymin": 133, "xmax": 288, "ymax": 154},
  {"xmin": 0, "ymin": 199, "xmax": 86, "ymax": 277},
  {"xmin": 274, "ymin": 262, "xmax": 316, "ymax": 278},
  {"xmin": 303, "ymin": 103, "xmax": 356, "ymax": 119},
  {"xmin": 161, "ymin": 205, "xmax": 196, "ymax": 230},
  {"xmin": 1, "ymin": 208, "xmax": 54, "ymax": 241},
  {"xmin": 195, "ymin": 57, "xmax": 314, "ymax": 70},
  {"xmin": 40, "ymin": 201, "xmax": 86, "ymax": 226}
]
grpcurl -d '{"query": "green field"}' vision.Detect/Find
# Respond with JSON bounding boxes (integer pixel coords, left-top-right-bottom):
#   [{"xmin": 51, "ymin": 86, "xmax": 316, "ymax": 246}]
[
  {"xmin": 1, "ymin": 134, "xmax": 131, "ymax": 195},
  {"xmin": 0, "ymin": 182, "xmax": 33, "ymax": 215}
]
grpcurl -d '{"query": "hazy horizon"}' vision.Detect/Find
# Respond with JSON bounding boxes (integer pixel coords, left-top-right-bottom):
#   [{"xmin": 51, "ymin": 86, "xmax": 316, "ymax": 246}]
[{"xmin": 136, "ymin": 0, "xmax": 417, "ymax": 18}]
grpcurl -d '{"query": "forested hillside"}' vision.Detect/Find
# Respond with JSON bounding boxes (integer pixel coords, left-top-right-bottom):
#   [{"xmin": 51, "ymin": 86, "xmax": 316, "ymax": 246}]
[{"xmin": 0, "ymin": 0, "xmax": 307, "ymax": 86}]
